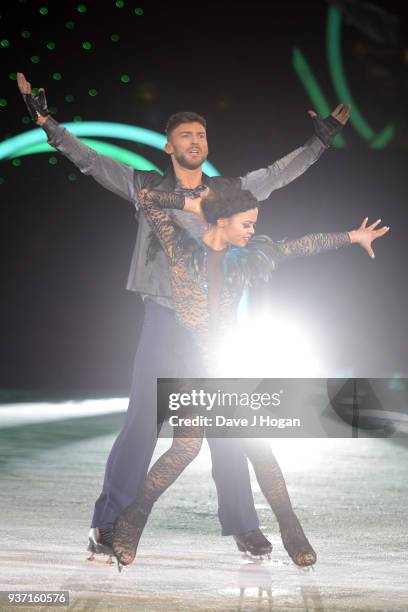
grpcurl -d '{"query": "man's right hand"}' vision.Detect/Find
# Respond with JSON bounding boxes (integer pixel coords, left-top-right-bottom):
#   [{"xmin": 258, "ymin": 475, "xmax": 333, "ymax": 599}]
[{"xmin": 17, "ymin": 72, "xmax": 49, "ymax": 125}]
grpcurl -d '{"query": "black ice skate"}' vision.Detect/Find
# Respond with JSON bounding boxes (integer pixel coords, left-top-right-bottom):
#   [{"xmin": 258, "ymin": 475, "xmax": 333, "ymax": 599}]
[
  {"xmin": 87, "ymin": 527, "xmax": 115, "ymax": 565},
  {"xmin": 234, "ymin": 528, "xmax": 272, "ymax": 558},
  {"xmin": 279, "ymin": 515, "xmax": 317, "ymax": 567},
  {"xmin": 112, "ymin": 505, "xmax": 150, "ymax": 570}
]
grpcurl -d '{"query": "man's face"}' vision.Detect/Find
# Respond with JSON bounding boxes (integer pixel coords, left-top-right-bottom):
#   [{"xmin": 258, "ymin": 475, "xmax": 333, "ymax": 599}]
[
  {"xmin": 220, "ymin": 208, "xmax": 258, "ymax": 247},
  {"xmin": 165, "ymin": 122, "xmax": 209, "ymax": 170}
]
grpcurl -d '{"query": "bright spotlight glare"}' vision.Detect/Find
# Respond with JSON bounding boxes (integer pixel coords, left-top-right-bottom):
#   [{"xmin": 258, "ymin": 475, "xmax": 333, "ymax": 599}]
[{"xmin": 213, "ymin": 314, "xmax": 320, "ymax": 378}]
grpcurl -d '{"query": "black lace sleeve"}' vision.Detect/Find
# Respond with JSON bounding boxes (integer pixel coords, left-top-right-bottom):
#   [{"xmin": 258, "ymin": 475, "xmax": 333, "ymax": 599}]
[
  {"xmin": 137, "ymin": 189, "xmax": 185, "ymax": 260},
  {"xmin": 273, "ymin": 232, "xmax": 351, "ymax": 261}
]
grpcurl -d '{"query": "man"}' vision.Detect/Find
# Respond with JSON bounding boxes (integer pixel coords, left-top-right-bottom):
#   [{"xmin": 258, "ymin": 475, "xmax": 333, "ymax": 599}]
[{"xmin": 17, "ymin": 72, "xmax": 350, "ymax": 560}]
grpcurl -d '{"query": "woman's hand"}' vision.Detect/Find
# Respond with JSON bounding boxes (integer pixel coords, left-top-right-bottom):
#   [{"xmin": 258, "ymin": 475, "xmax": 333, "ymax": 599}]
[
  {"xmin": 184, "ymin": 187, "xmax": 210, "ymax": 221},
  {"xmin": 348, "ymin": 217, "xmax": 390, "ymax": 258}
]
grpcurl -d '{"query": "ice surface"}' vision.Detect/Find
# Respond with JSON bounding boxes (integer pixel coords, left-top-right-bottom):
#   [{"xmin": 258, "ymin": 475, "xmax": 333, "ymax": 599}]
[{"xmin": 1, "ymin": 402, "xmax": 408, "ymax": 611}]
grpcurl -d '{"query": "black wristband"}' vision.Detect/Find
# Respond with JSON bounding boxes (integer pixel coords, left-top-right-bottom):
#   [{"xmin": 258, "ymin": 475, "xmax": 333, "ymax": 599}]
[
  {"xmin": 313, "ymin": 114, "xmax": 343, "ymax": 147},
  {"xmin": 22, "ymin": 90, "xmax": 49, "ymax": 123}
]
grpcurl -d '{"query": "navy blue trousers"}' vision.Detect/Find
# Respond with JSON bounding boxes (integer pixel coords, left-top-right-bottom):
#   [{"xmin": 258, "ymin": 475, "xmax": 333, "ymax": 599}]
[{"xmin": 91, "ymin": 300, "xmax": 259, "ymax": 536}]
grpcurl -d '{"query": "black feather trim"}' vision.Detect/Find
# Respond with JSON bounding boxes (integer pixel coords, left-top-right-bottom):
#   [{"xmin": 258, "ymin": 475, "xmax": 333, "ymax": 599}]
[
  {"xmin": 224, "ymin": 235, "xmax": 278, "ymax": 287},
  {"xmin": 146, "ymin": 229, "xmax": 278, "ymax": 287}
]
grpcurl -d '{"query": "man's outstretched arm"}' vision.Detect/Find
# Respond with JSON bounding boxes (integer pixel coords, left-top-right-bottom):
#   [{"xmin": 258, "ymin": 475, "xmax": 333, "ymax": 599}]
[
  {"xmin": 17, "ymin": 72, "xmax": 143, "ymax": 205},
  {"xmin": 240, "ymin": 105, "xmax": 350, "ymax": 201}
]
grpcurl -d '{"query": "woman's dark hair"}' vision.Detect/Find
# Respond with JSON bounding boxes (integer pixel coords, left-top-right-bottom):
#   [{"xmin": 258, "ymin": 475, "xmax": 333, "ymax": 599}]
[
  {"xmin": 201, "ymin": 188, "xmax": 259, "ymax": 225},
  {"xmin": 165, "ymin": 112, "xmax": 206, "ymax": 137}
]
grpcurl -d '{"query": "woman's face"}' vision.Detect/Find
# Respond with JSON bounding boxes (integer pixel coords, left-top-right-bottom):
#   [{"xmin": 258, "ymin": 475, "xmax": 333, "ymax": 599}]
[{"xmin": 220, "ymin": 208, "xmax": 258, "ymax": 247}]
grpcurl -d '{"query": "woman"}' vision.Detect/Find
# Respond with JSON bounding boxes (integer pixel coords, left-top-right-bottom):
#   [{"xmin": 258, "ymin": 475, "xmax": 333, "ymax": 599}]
[{"xmin": 112, "ymin": 186, "xmax": 389, "ymax": 570}]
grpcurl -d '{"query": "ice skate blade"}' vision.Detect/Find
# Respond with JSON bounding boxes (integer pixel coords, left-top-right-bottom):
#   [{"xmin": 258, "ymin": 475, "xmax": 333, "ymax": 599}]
[
  {"xmin": 295, "ymin": 563, "xmax": 315, "ymax": 572},
  {"xmin": 86, "ymin": 554, "xmax": 116, "ymax": 566},
  {"xmin": 87, "ymin": 532, "xmax": 114, "ymax": 557},
  {"xmin": 241, "ymin": 552, "xmax": 270, "ymax": 563}
]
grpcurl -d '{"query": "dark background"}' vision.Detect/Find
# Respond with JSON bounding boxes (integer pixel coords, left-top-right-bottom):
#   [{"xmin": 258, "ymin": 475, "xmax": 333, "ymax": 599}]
[{"xmin": 0, "ymin": 0, "xmax": 407, "ymax": 399}]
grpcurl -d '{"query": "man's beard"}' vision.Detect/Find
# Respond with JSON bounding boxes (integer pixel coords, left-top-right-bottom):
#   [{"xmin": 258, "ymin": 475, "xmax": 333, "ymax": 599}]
[{"xmin": 173, "ymin": 150, "xmax": 207, "ymax": 170}]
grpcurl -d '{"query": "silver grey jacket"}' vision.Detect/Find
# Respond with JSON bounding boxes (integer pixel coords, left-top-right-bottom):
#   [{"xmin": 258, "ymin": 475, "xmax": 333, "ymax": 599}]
[{"xmin": 43, "ymin": 117, "xmax": 327, "ymax": 308}]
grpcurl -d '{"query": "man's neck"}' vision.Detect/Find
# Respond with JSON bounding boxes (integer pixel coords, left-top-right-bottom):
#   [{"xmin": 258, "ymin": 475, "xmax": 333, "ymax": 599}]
[{"xmin": 172, "ymin": 163, "xmax": 203, "ymax": 189}]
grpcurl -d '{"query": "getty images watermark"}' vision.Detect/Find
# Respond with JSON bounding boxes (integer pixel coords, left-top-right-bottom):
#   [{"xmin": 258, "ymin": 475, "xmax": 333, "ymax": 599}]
[
  {"xmin": 166, "ymin": 388, "xmax": 299, "ymax": 430},
  {"xmin": 157, "ymin": 378, "xmax": 408, "ymax": 438}
]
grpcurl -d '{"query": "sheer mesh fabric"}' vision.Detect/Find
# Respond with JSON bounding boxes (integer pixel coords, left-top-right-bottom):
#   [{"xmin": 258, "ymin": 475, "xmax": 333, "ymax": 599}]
[{"xmin": 274, "ymin": 231, "xmax": 349, "ymax": 259}]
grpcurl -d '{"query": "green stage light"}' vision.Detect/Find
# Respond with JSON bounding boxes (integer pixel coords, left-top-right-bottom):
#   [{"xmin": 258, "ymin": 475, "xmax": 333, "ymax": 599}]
[
  {"xmin": 293, "ymin": 48, "xmax": 345, "ymax": 148},
  {"xmin": 68, "ymin": 173, "xmax": 77, "ymax": 181},
  {"xmin": 1, "ymin": 39, "xmax": 10, "ymax": 48},
  {"xmin": 82, "ymin": 41, "xmax": 92, "ymax": 50},
  {"xmin": 49, "ymin": 106, "xmax": 57, "ymax": 115},
  {"xmin": 135, "ymin": 8, "xmax": 143, "ymax": 15},
  {"xmin": 77, "ymin": 5, "xmax": 87, "ymax": 13},
  {"xmin": 293, "ymin": 6, "xmax": 396, "ymax": 148},
  {"xmin": 9, "ymin": 73, "xmax": 17, "ymax": 80},
  {"xmin": 65, "ymin": 95, "xmax": 75, "ymax": 103},
  {"xmin": 12, "ymin": 140, "xmax": 161, "ymax": 173},
  {"xmin": 0, "ymin": 122, "xmax": 220, "ymax": 176},
  {"xmin": 22, "ymin": 117, "xmax": 30, "ymax": 124},
  {"xmin": 120, "ymin": 74, "xmax": 130, "ymax": 83},
  {"xmin": 31, "ymin": 56, "xmax": 40, "ymax": 64},
  {"xmin": 12, "ymin": 159, "xmax": 22, "ymax": 167},
  {"xmin": 0, "ymin": 99, "xmax": 7, "ymax": 107},
  {"xmin": 327, "ymin": 7, "xmax": 395, "ymax": 148},
  {"xmin": 73, "ymin": 116, "xmax": 83, "ymax": 122},
  {"xmin": 53, "ymin": 73, "xmax": 62, "ymax": 81},
  {"xmin": 110, "ymin": 34, "xmax": 120, "ymax": 42},
  {"xmin": 65, "ymin": 21, "xmax": 75, "ymax": 30},
  {"xmin": 22, "ymin": 31, "xmax": 31, "ymax": 39},
  {"xmin": 47, "ymin": 42, "xmax": 56, "ymax": 50},
  {"xmin": 32, "ymin": 88, "xmax": 40, "ymax": 96},
  {"xmin": 116, "ymin": 0, "xmax": 125, "ymax": 7},
  {"xmin": 39, "ymin": 7, "xmax": 48, "ymax": 15},
  {"xmin": 88, "ymin": 89, "xmax": 97, "ymax": 97},
  {"xmin": 48, "ymin": 156, "xmax": 58, "ymax": 165}
]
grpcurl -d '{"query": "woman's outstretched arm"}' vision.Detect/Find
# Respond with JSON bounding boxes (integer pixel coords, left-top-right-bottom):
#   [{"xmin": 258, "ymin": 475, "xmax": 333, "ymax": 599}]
[{"xmin": 273, "ymin": 218, "xmax": 389, "ymax": 262}]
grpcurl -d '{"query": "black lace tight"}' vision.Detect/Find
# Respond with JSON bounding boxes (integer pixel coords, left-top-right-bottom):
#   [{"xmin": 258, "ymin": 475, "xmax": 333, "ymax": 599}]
[
  {"xmin": 112, "ymin": 424, "xmax": 204, "ymax": 566},
  {"xmin": 112, "ymin": 433, "xmax": 316, "ymax": 568},
  {"xmin": 244, "ymin": 440, "xmax": 316, "ymax": 566}
]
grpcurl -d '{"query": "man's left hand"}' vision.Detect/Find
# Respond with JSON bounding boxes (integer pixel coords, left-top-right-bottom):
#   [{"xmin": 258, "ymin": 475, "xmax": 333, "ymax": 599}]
[{"xmin": 307, "ymin": 104, "xmax": 351, "ymax": 146}]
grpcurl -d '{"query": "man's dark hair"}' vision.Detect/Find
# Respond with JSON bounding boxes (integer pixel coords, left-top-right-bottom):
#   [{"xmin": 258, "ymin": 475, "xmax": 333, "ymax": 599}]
[
  {"xmin": 165, "ymin": 111, "xmax": 207, "ymax": 137},
  {"xmin": 201, "ymin": 188, "xmax": 259, "ymax": 225}
]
